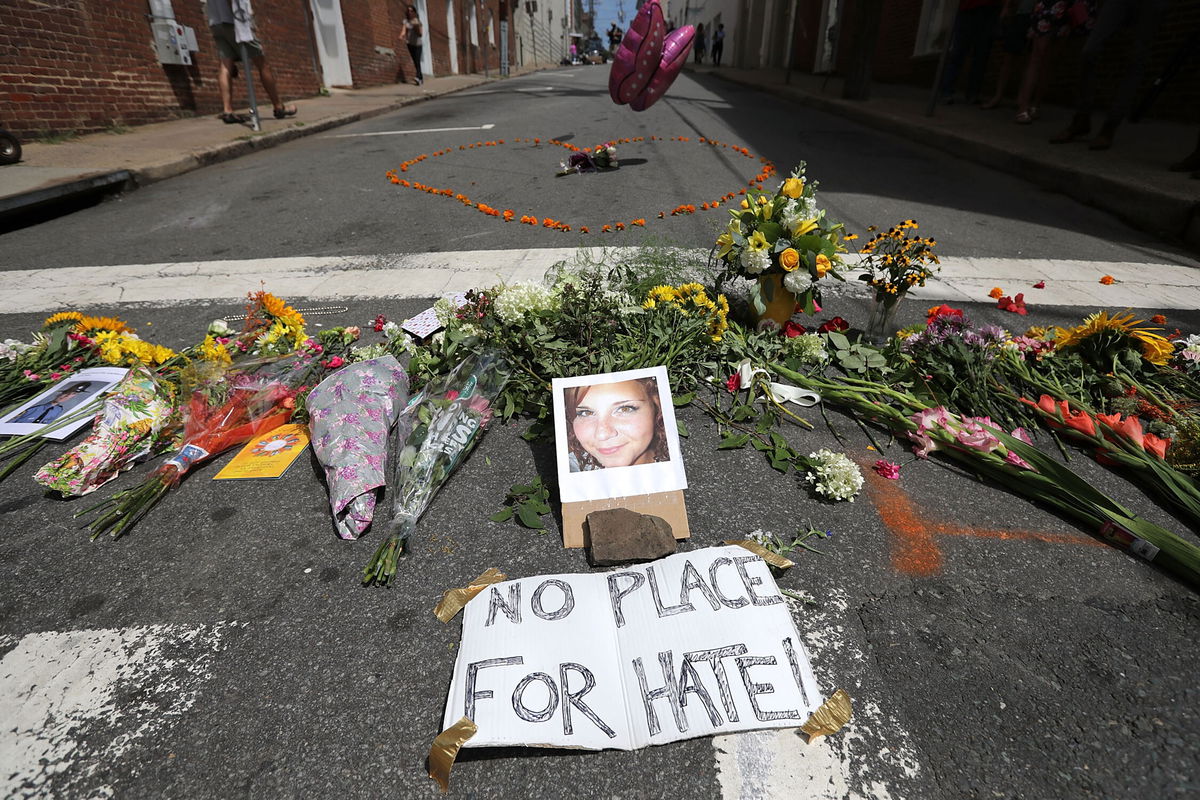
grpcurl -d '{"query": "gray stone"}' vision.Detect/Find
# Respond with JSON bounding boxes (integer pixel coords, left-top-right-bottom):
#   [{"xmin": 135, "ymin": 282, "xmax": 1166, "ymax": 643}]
[{"xmin": 586, "ymin": 507, "xmax": 676, "ymax": 566}]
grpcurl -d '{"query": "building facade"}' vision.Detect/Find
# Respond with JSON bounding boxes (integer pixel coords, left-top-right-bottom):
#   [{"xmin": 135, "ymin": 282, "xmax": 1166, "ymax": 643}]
[{"xmin": 0, "ymin": 0, "xmax": 515, "ymax": 138}]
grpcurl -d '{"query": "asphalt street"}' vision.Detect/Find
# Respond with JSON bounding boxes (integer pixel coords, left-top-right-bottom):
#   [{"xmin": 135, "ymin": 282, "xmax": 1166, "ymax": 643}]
[{"xmin": 1, "ymin": 67, "xmax": 1199, "ymax": 799}]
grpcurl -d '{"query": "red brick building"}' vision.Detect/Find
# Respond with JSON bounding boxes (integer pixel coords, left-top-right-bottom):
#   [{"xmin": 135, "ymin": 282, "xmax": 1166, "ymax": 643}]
[{"xmin": 0, "ymin": 0, "xmax": 513, "ymax": 138}]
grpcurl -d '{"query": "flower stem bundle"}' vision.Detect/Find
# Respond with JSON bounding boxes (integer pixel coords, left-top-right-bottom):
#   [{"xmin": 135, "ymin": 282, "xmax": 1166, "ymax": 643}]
[
  {"xmin": 79, "ymin": 360, "xmax": 296, "ymax": 539},
  {"xmin": 362, "ymin": 350, "xmax": 511, "ymax": 587}
]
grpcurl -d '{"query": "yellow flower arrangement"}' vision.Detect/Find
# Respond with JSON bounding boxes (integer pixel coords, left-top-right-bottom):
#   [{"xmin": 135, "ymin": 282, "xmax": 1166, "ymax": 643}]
[
  {"xmin": 642, "ymin": 283, "xmax": 730, "ymax": 342},
  {"xmin": 856, "ymin": 220, "xmax": 940, "ymax": 306},
  {"xmin": 93, "ymin": 331, "xmax": 177, "ymax": 367}
]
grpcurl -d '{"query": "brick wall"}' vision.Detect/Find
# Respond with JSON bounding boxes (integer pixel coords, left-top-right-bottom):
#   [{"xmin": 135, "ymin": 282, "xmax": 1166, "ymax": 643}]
[
  {"xmin": 0, "ymin": 0, "xmax": 321, "ymax": 138},
  {"xmin": 835, "ymin": 0, "xmax": 1199, "ymax": 124}
]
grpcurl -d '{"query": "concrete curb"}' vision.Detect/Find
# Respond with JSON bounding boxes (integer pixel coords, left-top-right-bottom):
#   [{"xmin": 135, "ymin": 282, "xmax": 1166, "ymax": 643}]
[
  {"xmin": 128, "ymin": 78, "xmax": 496, "ymax": 188},
  {"xmin": 702, "ymin": 70, "xmax": 1200, "ymax": 251},
  {"xmin": 0, "ymin": 74, "xmax": 513, "ymax": 219}
]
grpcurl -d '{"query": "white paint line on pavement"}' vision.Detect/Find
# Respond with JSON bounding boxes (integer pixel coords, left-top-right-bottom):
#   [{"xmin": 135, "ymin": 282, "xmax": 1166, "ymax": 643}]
[
  {"xmin": 2, "ymin": 250, "xmax": 1197, "ymax": 313},
  {"xmin": 328, "ymin": 123, "xmax": 496, "ymax": 139},
  {"xmin": 457, "ymin": 86, "xmax": 559, "ymax": 96},
  {"xmin": 0, "ymin": 623, "xmax": 240, "ymax": 798},
  {"xmin": 714, "ymin": 590, "xmax": 922, "ymax": 800}
]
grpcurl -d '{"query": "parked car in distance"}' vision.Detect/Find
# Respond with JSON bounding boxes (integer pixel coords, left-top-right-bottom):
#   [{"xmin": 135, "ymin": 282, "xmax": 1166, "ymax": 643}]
[{"xmin": 583, "ymin": 37, "xmax": 608, "ymax": 64}]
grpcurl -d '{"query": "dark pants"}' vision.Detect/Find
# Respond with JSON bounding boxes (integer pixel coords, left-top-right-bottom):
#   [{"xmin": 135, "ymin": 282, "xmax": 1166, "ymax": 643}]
[
  {"xmin": 940, "ymin": 5, "xmax": 1002, "ymax": 102},
  {"xmin": 1076, "ymin": 0, "xmax": 1167, "ymax": 124},
  {"xmin": 408, "ymin": 44, "xmax": 423, "ymax": 82},
  {"xmin": 712, "ymin": 41, "xmax": 723, "ymax": 66}
]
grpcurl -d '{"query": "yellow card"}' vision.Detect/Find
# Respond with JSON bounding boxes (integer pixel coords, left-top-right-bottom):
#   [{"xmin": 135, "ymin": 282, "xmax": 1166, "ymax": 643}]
[{"xmin": 213, "ymin": 423, "xmax": 309, "ymax": 480}]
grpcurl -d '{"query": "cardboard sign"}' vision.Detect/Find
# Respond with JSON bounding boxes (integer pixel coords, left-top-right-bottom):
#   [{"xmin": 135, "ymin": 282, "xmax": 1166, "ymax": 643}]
[
  {"xmin": 213, "ymin": 423, "xmax": 309, "ymax": 480},
  {"xmin": 441, "ymin": 546, "xmax": 824, "ymax": 751},
  {"xmin": 0, "ymin": 367, "xmax": 128, "ymax": 441},
  {"xmin": 551, "ymin": 366, "xmax": 688, "ymax": 504}
]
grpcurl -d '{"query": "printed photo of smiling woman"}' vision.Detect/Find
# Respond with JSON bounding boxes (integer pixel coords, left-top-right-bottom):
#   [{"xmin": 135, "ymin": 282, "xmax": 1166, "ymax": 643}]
[
  {"xmin": 552, "ymin": 366, "xmax": 689, "ymax": 504},
  {"xmin": 565, "ymin": 377, "xmax": 668, "ymax": 471}
]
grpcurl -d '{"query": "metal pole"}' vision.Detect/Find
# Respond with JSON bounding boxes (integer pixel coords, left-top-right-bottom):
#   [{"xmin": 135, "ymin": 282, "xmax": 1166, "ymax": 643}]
[
  {"xmin": 483, "ymin": 1, "xmax": 490, "ymax": 78},
  {"xmin": 239, "ymin": 42, "xmax": 261, "ymax": 131}
]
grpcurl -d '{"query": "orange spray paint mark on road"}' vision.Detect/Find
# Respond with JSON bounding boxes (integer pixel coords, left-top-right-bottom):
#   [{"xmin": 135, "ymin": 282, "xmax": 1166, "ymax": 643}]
[{"xmin": 861, "ymin": 463, "xmax": 1103, "ymax": 577}]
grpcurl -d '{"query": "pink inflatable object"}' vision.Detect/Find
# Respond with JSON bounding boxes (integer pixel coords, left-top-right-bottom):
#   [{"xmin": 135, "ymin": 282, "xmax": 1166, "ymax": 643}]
[
  {"xmin": 607, "ymin": 1, "xmax": 666, "ymax": 105},
  {"xmin": 630, "ymin": 25, "xmax": 695, "ymax": 112}
]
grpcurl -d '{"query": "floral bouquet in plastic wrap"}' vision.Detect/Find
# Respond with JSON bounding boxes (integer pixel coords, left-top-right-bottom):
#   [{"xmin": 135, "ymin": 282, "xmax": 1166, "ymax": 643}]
[
  {"xmin": 306, "ymin": 355, "xmax": 409, "ymax": 540},
  {"xmin": 556, "ymin": 141, "xmax": 619, "ymax": 176},
  {"xmin": 35, "ymin": 364, "xmax": 178, "ymax": 496},
  {"xmin": 362, "ymin": 349, "xmax": 511, "ymax": 586},
  {"xmin": 80, "ymin": 358, "xmax": 297, "ymax": 539}
]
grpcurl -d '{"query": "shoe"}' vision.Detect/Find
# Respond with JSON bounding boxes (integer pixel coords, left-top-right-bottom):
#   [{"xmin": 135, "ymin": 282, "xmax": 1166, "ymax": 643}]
[
  {"xmin": 1015, "ymin": 110, "xmax": 1034, "ymax": 124},
  {"xmin": 273, "ymin": 106, "xmax": 298, "ymax": 119},
  {"xmin": 1050, "ymin": 112, "xmax": 1090, "ymax": 144},
  {"xmin": 219, "ymin": 112, "xmax": 246, "ymax": 124}
]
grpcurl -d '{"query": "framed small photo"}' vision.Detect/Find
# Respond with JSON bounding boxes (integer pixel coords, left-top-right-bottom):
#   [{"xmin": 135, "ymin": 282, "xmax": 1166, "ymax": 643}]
[
  {"xmin": 552, "ymin": 366, "xmax": 688, "ymax": 503},
  {"xmin": 0, "ymin": 367, "xmax": 128, "ymax": 441}
]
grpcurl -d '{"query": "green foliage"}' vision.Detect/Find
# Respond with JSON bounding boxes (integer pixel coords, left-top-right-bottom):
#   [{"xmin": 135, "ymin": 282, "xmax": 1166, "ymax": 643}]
[
  {"xmin": 826, "ymin": 331, "xmax": 888, "ymax": 375},
  {"xmin": 490, "ymin": 476, "xmax": 552, "ymax": 531}
]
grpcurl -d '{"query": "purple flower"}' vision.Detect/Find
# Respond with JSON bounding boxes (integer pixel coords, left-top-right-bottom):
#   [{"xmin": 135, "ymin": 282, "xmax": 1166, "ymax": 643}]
[{"xmin": 337, "ymin": 465, "xmax": 359, "ymax": 482}]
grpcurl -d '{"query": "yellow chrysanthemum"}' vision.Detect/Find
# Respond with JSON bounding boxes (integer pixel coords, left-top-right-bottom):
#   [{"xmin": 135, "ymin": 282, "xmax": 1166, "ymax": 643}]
[
  {"xmin": 43, "ymin": 311, "xmax": 84, "ymax": 327},
  {"xmin": 1053, "ymin": 311, "xmax": 1173, "ymax": 366}
]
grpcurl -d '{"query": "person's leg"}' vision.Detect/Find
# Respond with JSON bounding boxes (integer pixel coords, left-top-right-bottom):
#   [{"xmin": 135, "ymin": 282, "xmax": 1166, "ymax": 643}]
[
  {"xmin": 409, "ymin": 45, "xmax": 423, "ymax": 82},
  {"xmin": 964, "ymin": 7, "xmax": 1001, "ymax": 104},
  {"xmin": 251, "ymin": 54, "xmax": 296, "ymax": 115},
  {"xmin": 1015, "ymin": 34, "xmax": 1048, "ymax": 122},
  {"xmin": 218, "ymin": 57, "xmax": 236, "ymax": 114},
  {"xmin": 1093, "ymin": 0, "xmax": 1167, "ymax": 149}
]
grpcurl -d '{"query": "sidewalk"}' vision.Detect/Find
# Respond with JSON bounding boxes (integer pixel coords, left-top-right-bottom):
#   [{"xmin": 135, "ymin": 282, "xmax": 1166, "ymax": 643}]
[
  {"xmin": 0, "ymin": 68, "xmax": 538, "ymax": 221},
  {"xmin": 686, "ymin": 64, "xmax": 1200, "ymax": 251}
]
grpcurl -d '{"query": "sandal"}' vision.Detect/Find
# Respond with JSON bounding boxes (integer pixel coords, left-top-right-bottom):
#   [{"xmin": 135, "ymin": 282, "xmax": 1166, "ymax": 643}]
[
  {"xmin": 219, "ymin": 112, "xmax": 246, "ymax": 124},
  {"xmin": 273, "ymin": 106, "xmax": 298, "ymax": 119},
  {"xmin": 1015, "ymin": 110, "xmax": 1034, "ymax": 124}
]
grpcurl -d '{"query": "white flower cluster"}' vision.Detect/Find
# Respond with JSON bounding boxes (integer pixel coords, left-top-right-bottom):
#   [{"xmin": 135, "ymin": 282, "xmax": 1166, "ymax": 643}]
[
  {"xmin": 783, "ymin": 269, "xmax": 814, "ymax": 294},
  {"xmin": 805, "ymin": 449, "xmax": 863, "ymax": 502},
  {"xmin": 785, "ymin": 333, "xmax": 829, "ymax": 365},
  {"xmin": 780, "ymin": 195, "xmax": 818, "ymax": 231},
  {"xmin": 207, "ymin": 319, "xmax": 232, "ymax": 336},
  {"xmin": 433, "ymin": 296, "xmax": 459, "ymax": 327},
  {"xmin": 493, "ymin": 281, "xmax": 562, "ymax": 325},
  {"xmin": 0, "ymin": 338, "xmax": 32, "ymax": 361},
  {"xmin": 747, "ymin": 529, "xmax": 774, "ymax": 549},
  {"xmin": 739, "ymin": 248, "xmax": 771, "ymax": 275}
]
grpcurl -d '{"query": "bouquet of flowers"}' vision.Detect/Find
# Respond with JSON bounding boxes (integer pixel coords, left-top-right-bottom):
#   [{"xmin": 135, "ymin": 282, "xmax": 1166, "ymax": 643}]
[
  {"xmin": 712, "ymin": 162, "xmax": 847, "ymax": 317},
  {"xmin": 856, "ymin": 220, "xmax": 940, "ymax": 307},
  {"xmin": 307, "ymin": 355, "xmax": 410, "ymax": 540},
  {"xmin": 35, "ymin": 364, "xmax": 178, "ymax": 496},
  {"xmin": 363, "ymin": 349, "xmax": 511, "ymax": 586},
  {"xmin": 0, "ymin": 312, "xmax": 147, "ymax": 411},
  {"xmin": 556, "ymin": 141, "xmax": 619, "ymax": 176},
  {"xmin": 80, "ymin": 359, "xmax": 297, "ymax": 539}
]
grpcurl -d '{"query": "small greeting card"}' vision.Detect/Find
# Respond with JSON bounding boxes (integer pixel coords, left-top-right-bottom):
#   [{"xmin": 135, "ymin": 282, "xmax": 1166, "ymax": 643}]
[
  {"xmin": 213, "ymin": 423, "xmax": 309, "ymax": 480},
  {"xmin": 402, "ymin": 293, "xmax": 468, "ymax": 339}
]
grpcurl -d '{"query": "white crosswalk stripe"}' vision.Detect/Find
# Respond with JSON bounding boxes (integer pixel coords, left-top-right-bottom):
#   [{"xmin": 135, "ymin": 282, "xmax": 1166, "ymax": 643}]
[{"xmin": 3, "ymin": 249, "xmax": 1197, "ymax": 314}]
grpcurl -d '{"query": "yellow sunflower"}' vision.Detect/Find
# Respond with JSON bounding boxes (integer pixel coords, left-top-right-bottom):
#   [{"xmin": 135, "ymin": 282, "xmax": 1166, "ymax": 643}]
[
  {"xmin": 1053, "ymin": 311, "xmax": 1173, "ymax": 366},
  {"xmin": 74, "ymin": 315, "xmax": 132, "ymax": 335},
  {"xmin": 44, "ymin": 311, "xmax": 84, "ymax": 327}
]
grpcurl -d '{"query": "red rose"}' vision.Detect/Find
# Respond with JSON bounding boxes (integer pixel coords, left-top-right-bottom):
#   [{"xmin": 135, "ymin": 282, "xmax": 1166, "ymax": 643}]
[
  {"xmin": 725, "ymin": 373, "xmax": 742, "ymax": 393},
  {"xmin": 783, "ymin": 321, "xmax": 807, "ymax": 338}
]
